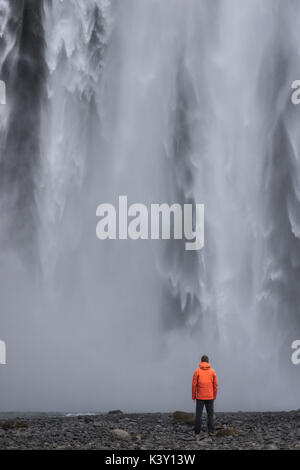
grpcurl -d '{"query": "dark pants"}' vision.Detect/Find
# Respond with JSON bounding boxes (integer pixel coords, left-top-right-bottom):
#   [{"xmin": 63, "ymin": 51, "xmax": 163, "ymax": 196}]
[{"xmin": 195, "ymin": 399, "xmax": 214, "ymax": 434}]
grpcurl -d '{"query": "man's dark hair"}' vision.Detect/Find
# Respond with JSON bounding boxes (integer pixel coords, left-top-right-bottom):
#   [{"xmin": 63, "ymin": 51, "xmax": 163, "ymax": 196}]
[{"xmin": 201, "ymin": 355, "xmax": 209, "ymax": 363}]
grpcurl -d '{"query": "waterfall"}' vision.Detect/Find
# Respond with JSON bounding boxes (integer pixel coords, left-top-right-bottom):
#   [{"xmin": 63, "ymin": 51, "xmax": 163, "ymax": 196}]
[{"xmin": 0, "ymin": 0, "xmax": 299, "ymax": 412}]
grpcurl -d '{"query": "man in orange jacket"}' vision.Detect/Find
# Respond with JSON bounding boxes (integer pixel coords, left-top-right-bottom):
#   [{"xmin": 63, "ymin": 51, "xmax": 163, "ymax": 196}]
[{"xmin": 192, "ymin": 355, "xmax": 218, "ymax": 438}]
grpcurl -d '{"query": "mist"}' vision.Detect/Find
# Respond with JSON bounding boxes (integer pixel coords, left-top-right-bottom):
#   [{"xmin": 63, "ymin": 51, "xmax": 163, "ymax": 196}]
[{"xmin": 0, "ymin": 0, "xmax": 299, "ymax": 413}]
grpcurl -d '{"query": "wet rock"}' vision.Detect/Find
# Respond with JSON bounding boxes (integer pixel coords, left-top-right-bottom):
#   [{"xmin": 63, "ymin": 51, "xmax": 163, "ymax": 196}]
[
  {"xmin": 1, "ymin": 419, "xmax": 28, "ymax": 431},
  {"xmin": 197, "ymin": 436, "xmax": 213, "ymax": 446},
  {"xmin": 93, "ymin": 421, "xmax": 103, "ymax": 427},
  {"xmin": 173, "ymin": 411, "xmax": 195, "ymax": 425},
  {"xmin": 83, "ymin": 416, "xmax": 93, "ymax": 424},
  {"xmin": 111, "ymin": 429, "xmax": 130, "ymax": 440},
  {"xmin": 108, "ymin": 410, "xmax": 123, "ymax": 415},
  {"xmin": 266, "ymin": 444, "xmax": 278, "ymax": 450},
  {"xmin": 0, "ymin": 411, "xmax": 298, "ymax": 450},
  {"xmin": 215, "ymin": 427, "xmax": 238, "ymax": 437}
]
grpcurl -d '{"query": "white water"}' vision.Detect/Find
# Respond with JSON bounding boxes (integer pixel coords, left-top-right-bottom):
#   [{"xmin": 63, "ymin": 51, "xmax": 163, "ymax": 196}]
[{"xmin": 0, "ymin": 0, "xmax": 299, "ymax": 412}]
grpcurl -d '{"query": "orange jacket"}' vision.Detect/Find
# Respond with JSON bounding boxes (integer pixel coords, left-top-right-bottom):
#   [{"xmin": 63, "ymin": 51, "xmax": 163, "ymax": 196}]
[{"xmin": 192, "ymin": 362, "xmax": 218, "ymax": 400}]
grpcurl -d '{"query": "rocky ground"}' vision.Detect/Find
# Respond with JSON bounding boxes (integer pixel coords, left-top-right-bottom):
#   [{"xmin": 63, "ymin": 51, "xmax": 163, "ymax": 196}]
[{"xmin": 0, "ymin": 410, "xmax": 299, "ymax": 450}]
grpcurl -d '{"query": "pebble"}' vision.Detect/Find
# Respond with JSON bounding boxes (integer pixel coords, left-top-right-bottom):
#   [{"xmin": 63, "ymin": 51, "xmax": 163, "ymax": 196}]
[{"xmin": 0, "ymin": 411, "xmax": 298, "ymax": 449}]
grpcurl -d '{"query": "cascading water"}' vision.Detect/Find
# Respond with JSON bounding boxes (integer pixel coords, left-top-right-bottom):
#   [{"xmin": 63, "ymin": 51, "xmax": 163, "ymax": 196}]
[{"xmin": 0, "ymin": 0, "xmax": 299, "ymax": 412}]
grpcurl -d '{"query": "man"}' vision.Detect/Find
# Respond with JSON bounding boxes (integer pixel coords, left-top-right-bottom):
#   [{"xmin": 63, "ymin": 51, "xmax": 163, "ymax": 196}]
[{"xmin": 192, "ymin": 355, "xmax": 218, "ymax": 440}]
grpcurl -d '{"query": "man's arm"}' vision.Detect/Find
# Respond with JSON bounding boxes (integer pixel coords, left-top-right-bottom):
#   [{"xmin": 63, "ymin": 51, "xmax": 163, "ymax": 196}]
[
  {"xmin": 192, "ymin": 370, "xmax": 198, "ymax": 400},
  {"xmin": 213, "ymin": 372, "xmax": 218, "ymax": 400}
]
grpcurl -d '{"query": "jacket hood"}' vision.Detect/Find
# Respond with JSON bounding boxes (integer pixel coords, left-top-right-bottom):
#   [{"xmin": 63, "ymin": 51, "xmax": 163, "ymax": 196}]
[{"xmin": 199, "ymin": 362, "xmax": 211, "ymax": 370}]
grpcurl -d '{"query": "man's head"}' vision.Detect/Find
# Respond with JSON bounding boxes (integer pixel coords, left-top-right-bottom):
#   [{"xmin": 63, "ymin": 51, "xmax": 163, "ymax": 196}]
[{"xmin": 201, "ymin": 355, "xmax": 209, "ymax": 363}]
